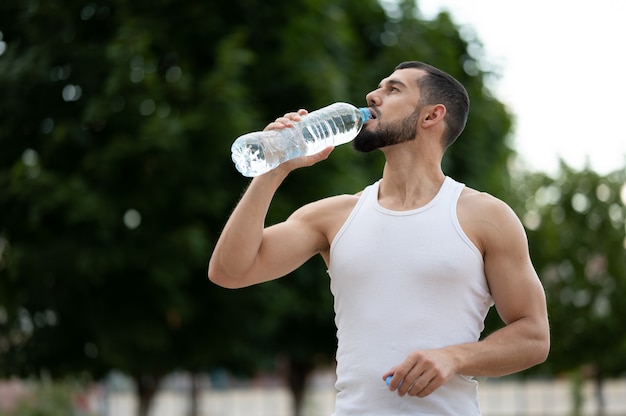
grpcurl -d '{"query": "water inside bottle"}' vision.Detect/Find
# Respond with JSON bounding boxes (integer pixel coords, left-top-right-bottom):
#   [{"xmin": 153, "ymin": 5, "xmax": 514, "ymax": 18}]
[
  {"xmin": 299, "ymin": 107, "xmax": 360, "ymax": 155},
  {"xmin": 231, "ymin": 103, "xmax": 368, "ymax": 177},
  {"xmin": 231, "ymin": 133, "xmax": 280, "ymax": 177}
]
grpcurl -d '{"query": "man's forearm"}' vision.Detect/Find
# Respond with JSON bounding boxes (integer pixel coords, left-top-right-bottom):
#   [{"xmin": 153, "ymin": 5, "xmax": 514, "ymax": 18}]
[{"xmin": 448, "ymin": 316, "xmax": 550, "ymax": 377}]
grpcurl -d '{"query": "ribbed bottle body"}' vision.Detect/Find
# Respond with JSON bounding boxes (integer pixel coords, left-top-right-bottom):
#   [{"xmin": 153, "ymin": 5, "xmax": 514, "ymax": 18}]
[{"xmin": 231, "ymin": 102, "xmax": 370, "ymax": 177}]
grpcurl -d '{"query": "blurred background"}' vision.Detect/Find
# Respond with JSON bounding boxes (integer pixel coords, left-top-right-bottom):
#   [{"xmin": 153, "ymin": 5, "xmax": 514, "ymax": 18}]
[{"xmin": 0, "ymin": 0, "xmax": 625, "ymax": 415}]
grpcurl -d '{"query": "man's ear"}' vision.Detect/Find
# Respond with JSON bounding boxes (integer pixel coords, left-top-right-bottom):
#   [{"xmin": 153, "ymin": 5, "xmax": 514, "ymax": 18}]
[{"xmin": 422, "ymin": 104, "xmax": 446, "ymax": 126}]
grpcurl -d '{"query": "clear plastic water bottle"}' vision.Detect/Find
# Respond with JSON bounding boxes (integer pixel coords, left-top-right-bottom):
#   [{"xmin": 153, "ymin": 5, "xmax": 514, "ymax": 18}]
[{"xmin": 231, "ymin": 102, "xmax": 371, "ymax": 177}]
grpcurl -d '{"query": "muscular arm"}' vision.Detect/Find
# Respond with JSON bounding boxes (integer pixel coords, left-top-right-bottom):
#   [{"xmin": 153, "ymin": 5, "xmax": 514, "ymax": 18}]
[
  {"xmin": 208, "ymin": 110, "xmax": 333, "ymax": 288},
  {"xmin": 447, "ymin": 195, "xmax": 550, "ymax": 371},
  {"xmin": 385, "ymin": 191, "xmax": 550, "ymax": 397}
]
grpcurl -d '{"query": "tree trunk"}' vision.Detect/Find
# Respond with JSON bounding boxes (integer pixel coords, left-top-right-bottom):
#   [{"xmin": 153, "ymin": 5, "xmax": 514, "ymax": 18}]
[
  {"xmin": 569, "ymin": 370, "xmax": 584, "ymax": 416},
  {"xmin": 286, "ymin": 358, "xmax": 314, "ymax": 416},
  {"xmin": 594, "ymin": 368, "xmax": 606, "ymax": 416},
  {"xmin": 134, "ymin": 374, "xmax": 161, "ymax": 416},
  {"xmin": 189, "ymin": 372, "xmax": 200, "ymax": 416}
]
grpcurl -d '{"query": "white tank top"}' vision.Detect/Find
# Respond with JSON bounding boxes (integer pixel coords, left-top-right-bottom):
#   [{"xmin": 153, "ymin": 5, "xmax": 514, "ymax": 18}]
[{"xmin": 328, "ymin": 177, "xmax": 493, "ymax": 415}]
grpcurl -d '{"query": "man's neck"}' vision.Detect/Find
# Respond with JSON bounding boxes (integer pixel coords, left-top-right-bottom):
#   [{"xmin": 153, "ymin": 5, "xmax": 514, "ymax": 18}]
[{"xmin": 378, "ymin": 164, "xmax": 445, "ymax": 211}]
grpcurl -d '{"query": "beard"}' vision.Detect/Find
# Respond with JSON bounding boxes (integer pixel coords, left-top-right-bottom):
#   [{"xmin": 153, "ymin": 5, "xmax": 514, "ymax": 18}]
[{"xmin": 353, "ymin": 106, "xmax": 421, "ymax": 153}]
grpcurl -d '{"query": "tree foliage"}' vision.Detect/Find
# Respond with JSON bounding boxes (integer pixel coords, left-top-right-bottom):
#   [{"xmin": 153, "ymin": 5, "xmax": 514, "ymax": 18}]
[
  {"xmin": 505, "ymin": 163, "xmax": 626, "ymax": 414},
  {"xmin": 0, "ymin": 0, "xmax": 514, "ymax": 414},
  {"xmin": 511, "ymin": 164, "xmax": 626, "ymax": 376}
]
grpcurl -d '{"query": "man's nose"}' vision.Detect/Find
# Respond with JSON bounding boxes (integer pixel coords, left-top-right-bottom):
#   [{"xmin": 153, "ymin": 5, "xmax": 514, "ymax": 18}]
[{"xmin": 365, "ymin": 90, "xmax": 381, "ymax": 107}]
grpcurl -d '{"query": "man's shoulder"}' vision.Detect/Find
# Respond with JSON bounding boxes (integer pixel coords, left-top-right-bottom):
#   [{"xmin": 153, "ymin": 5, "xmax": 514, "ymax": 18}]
[
  {"xmin": 304, "ymin": 192, "xmax": 362, "ymax": 215},
  {"xmin": 459, "ymin": 186, "xmax": 512, "ymax": 212},
  {"xmin": 290, "ymin": 192, "xmax": 362, "ymax": 222},
  {"xmin": 457, "ymin": 186, "xmax": 524, "ymax": 234}
]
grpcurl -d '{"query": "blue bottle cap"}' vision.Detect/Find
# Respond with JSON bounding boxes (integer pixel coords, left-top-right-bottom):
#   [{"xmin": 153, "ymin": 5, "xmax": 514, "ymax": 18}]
[
  {"xmin": 359, "ymin": 107, "xmax": 371, "ymax": 121},
  {"xmin": 386, "ymin": 375, "xmax": 402, "ymax": 388}
]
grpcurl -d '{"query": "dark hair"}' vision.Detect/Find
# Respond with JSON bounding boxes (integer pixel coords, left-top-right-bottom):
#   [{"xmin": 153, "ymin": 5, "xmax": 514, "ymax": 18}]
[{"xmin": 395, "ymin": 61, "xmax": 469, "ymax": 148}]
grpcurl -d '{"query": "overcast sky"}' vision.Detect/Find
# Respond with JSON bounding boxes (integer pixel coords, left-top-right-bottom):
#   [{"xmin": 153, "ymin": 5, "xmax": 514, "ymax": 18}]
[{"xmin": 418, "ymin": 0, "xmax": 626, "ymax": 175}]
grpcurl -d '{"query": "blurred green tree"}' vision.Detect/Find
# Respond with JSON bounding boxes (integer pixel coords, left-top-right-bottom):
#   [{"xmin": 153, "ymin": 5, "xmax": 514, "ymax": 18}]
[
  {"xmin": 509, "ymin": 163, "xmax": 626, "ymax": 415},
  {"xmin": 0, "ymin": 0, "xmax": 514, "ymax": 415}
]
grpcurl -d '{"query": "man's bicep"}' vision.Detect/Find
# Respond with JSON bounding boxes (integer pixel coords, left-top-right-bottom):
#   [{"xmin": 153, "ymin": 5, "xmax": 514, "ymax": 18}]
[
  {"xmin": 256, "ymin": 217, "xmax": 326, "ymax": 280},
  {"xmin": 487, "ymin": 257, "xmax": 546, "ymax": 326},
  {"xmin": 483, "ymin": 205, "xmax": 547, "ymax": 325}
]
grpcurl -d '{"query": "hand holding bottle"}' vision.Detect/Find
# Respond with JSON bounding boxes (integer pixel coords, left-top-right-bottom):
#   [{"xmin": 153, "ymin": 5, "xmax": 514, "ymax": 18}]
[
  {"xmin": 231, "ymin": 102, "xmax": 371, "ymax": 177},
  {"xmin": 260, "ymin": 109, "xmax": 333, "ymax": 174}
]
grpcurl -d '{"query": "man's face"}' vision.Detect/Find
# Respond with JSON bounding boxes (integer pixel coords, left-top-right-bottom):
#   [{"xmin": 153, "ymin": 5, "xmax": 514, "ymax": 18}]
[{"xmin": 353, "ymin": 68, "xmax": 424, "ymax": 153}]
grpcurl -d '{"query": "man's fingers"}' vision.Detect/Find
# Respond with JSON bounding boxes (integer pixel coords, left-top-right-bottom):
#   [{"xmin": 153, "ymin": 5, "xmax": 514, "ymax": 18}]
[
  {"xmin": 405, "ymin": 374, "xmax": 430, "ymax": 397},
  {"xmin": 406, "ymin": 370, "xmax": 443, "ymax": 398},
  {"xmin": 397, "ymin": 369, "xmax": 423, "ymax": 396},
  {"xmin": 264, "ymin": 110, "xmax": 308, "ymax": 131}
]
